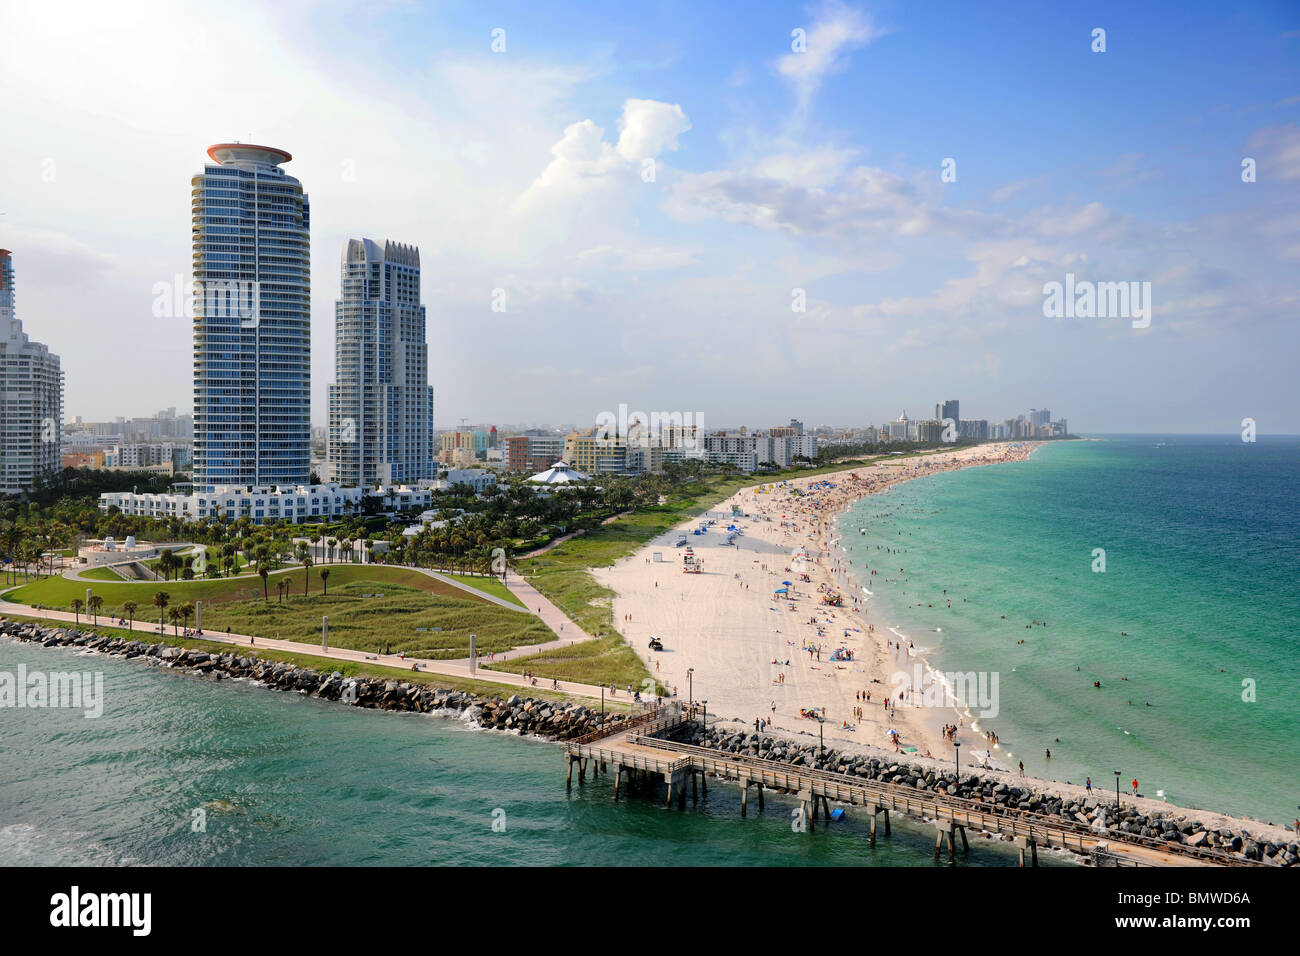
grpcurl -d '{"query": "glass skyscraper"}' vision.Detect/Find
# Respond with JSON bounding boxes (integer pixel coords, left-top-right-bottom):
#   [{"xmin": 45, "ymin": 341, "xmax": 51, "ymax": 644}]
[
  {"xmin": 192, "ymin": 143, "xmax": 311, "ymax": 493},
  {"xmin": 328, "ymin": 238, "xmax": 434, "ymax": 487},
  {"xmin": 0, "ymin": 249, "xmax": 63, "ymax": 495}
]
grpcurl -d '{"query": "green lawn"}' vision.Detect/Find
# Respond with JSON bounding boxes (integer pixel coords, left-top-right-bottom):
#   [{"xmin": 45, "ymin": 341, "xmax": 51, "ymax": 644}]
[
  {"xmin": 77, "ymin": 566, "xmax": 126, "ymax": 581},
  {"xmin": 5, "ymin": 565, "xmax": 552, "ymax": 659},
  {"xmin": 440, "ymin": 572, "xmax": 526, "ymax": 608},
  {"xmin": 0, "ymin": 612, "xmax": 626, "ymax": 709}
]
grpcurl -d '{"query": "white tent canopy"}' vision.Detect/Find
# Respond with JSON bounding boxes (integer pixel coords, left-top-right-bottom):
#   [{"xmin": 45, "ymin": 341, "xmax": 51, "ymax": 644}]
[{"xmin": 527, "ymin": 460, "xmax": 590, "ymax": 484}]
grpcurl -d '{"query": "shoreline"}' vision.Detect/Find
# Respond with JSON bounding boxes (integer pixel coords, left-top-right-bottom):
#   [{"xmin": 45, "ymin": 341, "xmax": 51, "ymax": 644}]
[
  {"xmin": 5, "ymin": 616, "xmax": 1295, "ymax": 862},
  {"xmin": 594, "ymin": 443, "xmax": 1041, "ymax": 764}
]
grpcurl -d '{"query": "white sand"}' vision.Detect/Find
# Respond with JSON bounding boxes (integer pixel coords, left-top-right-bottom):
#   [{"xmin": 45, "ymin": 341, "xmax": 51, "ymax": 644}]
[{"xmin": 595, "ymin": 443, "xmax": 1038, "ymax": 762}]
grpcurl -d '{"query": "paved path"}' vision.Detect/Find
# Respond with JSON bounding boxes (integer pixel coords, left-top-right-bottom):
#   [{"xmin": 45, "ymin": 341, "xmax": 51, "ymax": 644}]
[{"xmin": 0, "ymin": 595, "xmax": 626, "ymax": 704}]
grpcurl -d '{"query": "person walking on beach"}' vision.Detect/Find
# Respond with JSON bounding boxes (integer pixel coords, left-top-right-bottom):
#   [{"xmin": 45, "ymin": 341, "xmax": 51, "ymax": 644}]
[
  {"xmin": 1018, "ymin": 761, "xmax": 1025, "ymax": 776},
  {"xmin": 1085, "ymin": 777, "xmax": 1092, "ymax": 793},
  {"xmin": 1132, "ymin": 778, "xmax": 1139, "ymax": 795}
]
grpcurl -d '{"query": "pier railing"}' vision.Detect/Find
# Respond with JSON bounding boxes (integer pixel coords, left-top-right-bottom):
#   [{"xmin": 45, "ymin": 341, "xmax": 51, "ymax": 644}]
[
  {"xmin": 569, "ymin": 702, "xmax": 682, "ymax": 747},
  {"xmin": 625, "ymin": 735, "xmax": 1259, "ymax": 867}
]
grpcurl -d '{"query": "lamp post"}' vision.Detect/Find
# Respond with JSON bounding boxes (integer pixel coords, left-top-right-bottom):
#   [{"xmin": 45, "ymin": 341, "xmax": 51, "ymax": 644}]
[
  {"xmin": 702, "ymin": 700, "xmax": 708, "ymax": 734},
  {"xmin": 600, "ymin": 686, "xmax": 605, "ymax": 727},
  {"xmin": 954, "ymin": 742, "xmax": 961, "ymax": 784},
  {"xmin": 1114, "ymin": 770, "xmax": 1121, "ymax": 808},
  {"xmin": 687, "ymin": 668, "xmax": 694, "ymax": 707},
  {"xmin": 819, "ymin": 719, "xmax": 824, "ymax": 755}
]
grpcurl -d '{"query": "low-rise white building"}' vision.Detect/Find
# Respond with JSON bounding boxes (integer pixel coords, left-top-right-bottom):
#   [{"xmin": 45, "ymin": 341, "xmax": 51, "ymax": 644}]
[{"xmin": 99, "ymin": 484, "xmax": 363, "ymax": 524}]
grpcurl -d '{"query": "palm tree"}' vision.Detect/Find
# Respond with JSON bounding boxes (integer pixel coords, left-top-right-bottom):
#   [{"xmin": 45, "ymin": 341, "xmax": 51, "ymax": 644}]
[
  {"xmin": 258, "ymin": 563, "xmax": 270, "ymax": 601},
  {"xmin": 319, "ymin": 567, "xmax": 330, "ymax": 596},
  {"xmin": 153, "ymin": 591, "xmax": 170, "ymax": 633},
  {"xmin": 301, "ymin": 553, "xmax": 313, "ymax": 595},
  {"xmin": 180, "ymin": 602, "xmax": 195, "ymax": 632},
  {"xmin": 168, "ymin": 606, "xmax": 183, "ymax": 636},
  {"xmin": 123, "ymin": 601, "xmax": 138, "ymax": 630},
  {"xmin": 88, "ymin": 594, "xmax": 103, "ymax": 625},
  {"xmin": 277, "ymin": 579, "xmax": 287, "ymax": 604},
  {"xmin": 70, "ymin": 597, "xmax": 84, "ymax": 625},
  {"xmin": 326, "ymin": 538, "xmax": 337, "ymax": 563}
]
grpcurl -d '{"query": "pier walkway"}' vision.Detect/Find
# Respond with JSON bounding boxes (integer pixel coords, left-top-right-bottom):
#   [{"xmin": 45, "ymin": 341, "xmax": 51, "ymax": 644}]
[{"xmin": 564, "ymin": 705, "xmax": 1257, "ymax": 868}]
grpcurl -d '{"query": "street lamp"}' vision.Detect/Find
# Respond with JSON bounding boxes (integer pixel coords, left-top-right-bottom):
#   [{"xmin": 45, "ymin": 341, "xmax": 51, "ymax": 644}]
[
  {"xmin": 600, "ymin": 686, "xmax": 605, "ymax": 727},
  {"xmin": 819, "ymin": 719, "xmax": 824, "ymax": 755},
  {"xmin": 1114, "ymin": 770, "xmax": 1121, "ymax": 808},
  {"xmin": 687, "ymin": 668, "xmax": 694, "ymax": 707},
  {"xmin": 702, "ymin": 699, "xmax": 708, "ymax": 735},
  {"xmin": 954, "ymin": 742, "xmax": 961, "ymax": 783}
]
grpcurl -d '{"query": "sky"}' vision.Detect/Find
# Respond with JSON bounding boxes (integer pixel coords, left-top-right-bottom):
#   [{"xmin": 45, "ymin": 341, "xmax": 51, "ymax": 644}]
[{"xmin": 1, "ymin": 0, "xmax": 1297, "ymax": 434}]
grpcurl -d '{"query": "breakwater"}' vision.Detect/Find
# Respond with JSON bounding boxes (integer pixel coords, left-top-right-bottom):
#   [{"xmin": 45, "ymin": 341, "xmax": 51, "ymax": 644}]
[
  {"xmin": 670, "ymin": 721, "xmax": 1298, "ymax": 866},
  {"xmin": 0, "ymin": 618, "xmax": 630, "ymax": 742}
]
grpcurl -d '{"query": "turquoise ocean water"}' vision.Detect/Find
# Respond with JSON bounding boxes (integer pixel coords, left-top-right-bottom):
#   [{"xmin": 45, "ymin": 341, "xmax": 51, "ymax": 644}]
[
  {"xmin": 0, "ymin": 635, "xmax": 1054, "ymax": 866},
  {"xmin": 837, "ymin": 436, "xmax": 1299, "ymax": 823}
]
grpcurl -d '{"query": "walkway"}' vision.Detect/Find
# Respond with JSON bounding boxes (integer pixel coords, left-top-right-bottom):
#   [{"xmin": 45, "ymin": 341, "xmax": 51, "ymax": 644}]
[{"xmin": 0, "ymin": 596, "xmax": 616, "ymax": 704}]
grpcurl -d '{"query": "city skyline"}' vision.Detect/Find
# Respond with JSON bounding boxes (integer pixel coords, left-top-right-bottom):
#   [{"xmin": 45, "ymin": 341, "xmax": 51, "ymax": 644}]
[{"xmin": 2, "ymin": 0, "xmax": 1298, "ymax": 434}]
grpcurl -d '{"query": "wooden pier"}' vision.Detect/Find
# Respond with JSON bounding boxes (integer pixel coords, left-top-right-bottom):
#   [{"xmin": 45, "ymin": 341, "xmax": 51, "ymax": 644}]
[{"xmin": 565, "ymin": 706, "xmax": 1256, "ymax": 868}]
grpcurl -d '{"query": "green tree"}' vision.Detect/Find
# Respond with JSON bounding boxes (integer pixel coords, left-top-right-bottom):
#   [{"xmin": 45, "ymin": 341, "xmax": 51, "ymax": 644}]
[
  {"xmin": 70, "ymin": 597, "xmax": 84, "ymax": 625},
  {"xmin": 152, "ymin": 591, "xmax": 170, "ymax": 632},
  {"xmin": 123, "ymin": 600, "xmax": 138, "ymax": 630},
  {"xmin": 319, "ymin": 567, "xmax": 330, "ymax": 596}
]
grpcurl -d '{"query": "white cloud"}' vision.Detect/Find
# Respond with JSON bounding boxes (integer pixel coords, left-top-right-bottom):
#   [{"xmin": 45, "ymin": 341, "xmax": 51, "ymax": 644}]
[
  {"xmin": 514, "ymin": 99, "xmax": 691, "ymax": 212},
  {"xmin": 775, "ymin": 1, "xmax": 883, "ymax": 109}
]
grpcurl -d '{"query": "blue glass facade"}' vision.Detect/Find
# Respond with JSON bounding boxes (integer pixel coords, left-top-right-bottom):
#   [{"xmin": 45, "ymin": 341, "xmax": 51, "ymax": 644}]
[{"xmin": 192, "ymin": 145, "xmax": 311, "ymax": 493}]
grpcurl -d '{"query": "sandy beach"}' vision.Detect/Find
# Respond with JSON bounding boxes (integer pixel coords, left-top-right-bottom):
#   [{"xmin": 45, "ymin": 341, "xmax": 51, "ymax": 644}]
[{"xmin": 595, "ymin": 443, "xmax": 1040, "ymax": 764}]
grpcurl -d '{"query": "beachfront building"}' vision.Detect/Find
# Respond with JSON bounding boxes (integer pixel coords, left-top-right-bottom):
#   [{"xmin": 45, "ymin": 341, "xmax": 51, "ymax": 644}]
[
  {"xmin": 100, "ymin": 143, "xmax": 364, "ymax": 524},
  {"xmin": 327, "ymin": 238, "xmax": 435, "ymax": 488},
  {"xmin": 100, "ymin": 483, "xmax": 361, "ymax": 522},
  {"xmin": 702, "ymin": 434, "xmax": 759, "ymax": 472},
  {"xmin": 0, "ymin": 250, "xmax": 63, "ymax": 496},
  {"xmin": 190, "ymin": 143, "xmax": 312, "ymax": 491},
  {"xmin": 886, "ymin": 412, "xmax": 910, "ymax": 441}
]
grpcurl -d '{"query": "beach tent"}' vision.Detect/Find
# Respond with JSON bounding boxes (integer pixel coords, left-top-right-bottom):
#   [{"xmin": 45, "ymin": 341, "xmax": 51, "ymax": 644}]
[{"xmin": 774, "ymin": 586, "xmax": 789, "ymax": 595}]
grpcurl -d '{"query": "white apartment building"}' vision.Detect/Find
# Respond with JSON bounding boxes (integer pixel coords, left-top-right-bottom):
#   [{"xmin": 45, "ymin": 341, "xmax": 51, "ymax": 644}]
[{"xmin": 100, "ymin": 484, "xmax": 362, "ymax": 523}]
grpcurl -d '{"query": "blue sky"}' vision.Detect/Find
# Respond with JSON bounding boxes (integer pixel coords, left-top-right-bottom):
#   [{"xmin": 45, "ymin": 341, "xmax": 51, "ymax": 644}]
[{"xmin": 1, "ymin": 0, "xmax": 1297, "ymax": 432}]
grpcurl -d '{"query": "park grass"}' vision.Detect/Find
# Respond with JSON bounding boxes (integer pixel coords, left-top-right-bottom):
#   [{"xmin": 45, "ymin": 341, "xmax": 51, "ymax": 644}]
[
  {"xmin": 3, "ymin": 565, "xmax": 552, "ymax": 659},
  {"xmin": 481, "ymin": 633, "xmax": 663, "ymax": 693},
  {"xmin": 6, "ymin": 563, "xmax": 478, "ymax": 609},
  {"xmin": 77, "ymin": 566, "xmax": 124, "ymax": 581},
  {"xmin": 439, "ymin": 572, "xmax": 526, "ymax": 608},
  {"xmin": 0, "ymin": 612, "xmax": 626, "ymax": 709}
]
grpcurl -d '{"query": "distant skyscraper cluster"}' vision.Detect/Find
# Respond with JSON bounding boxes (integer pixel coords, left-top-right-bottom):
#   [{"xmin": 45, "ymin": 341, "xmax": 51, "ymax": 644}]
[{"xmin": 0, "ymin": 249, "xmax": 63, "ymax": 496}]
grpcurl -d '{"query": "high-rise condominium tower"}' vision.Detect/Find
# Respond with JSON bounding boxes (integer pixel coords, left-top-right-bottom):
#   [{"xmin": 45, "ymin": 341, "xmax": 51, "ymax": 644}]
[
  {"xmin": 0, "ymin": 250, "xmax": 63, "ymax": 495},
  {"xmin": 191, "ymin": 143, "xmax": 310, "ymax": 493},
  {"xmin": 328, "ymin": 239, "xmax": 434, "ymax": 487}
]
